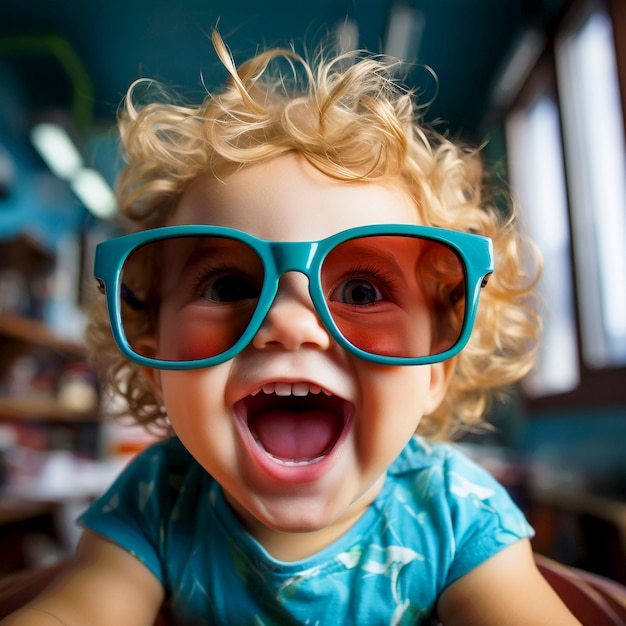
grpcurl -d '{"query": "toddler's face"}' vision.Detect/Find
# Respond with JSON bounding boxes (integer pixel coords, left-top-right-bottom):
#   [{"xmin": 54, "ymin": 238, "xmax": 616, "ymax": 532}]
[{"xmin": 143, "ymin": 153, "xmax": 453, "ymax": 558}]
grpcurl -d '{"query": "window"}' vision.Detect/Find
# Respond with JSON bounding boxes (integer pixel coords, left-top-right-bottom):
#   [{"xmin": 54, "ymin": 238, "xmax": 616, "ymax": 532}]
[
  {"xmin": 555, "ymin": 4, "xmax": 626, "ymax": 368},
  {"xmin": 506, "ymin": 86, "xmax": 579, "ymax": 396},
  {"xmin": 503, "ymin": 0, "xmax": 626, "ymax": 404}
]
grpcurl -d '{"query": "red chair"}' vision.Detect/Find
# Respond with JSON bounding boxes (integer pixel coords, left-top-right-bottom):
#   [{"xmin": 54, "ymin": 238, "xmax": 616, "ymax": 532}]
[
  {"xmin": 0, "ymin": 561, "xmax": 66, "ymax": 621},
  {"xmin": 535, "ymin": 554, "xmax": 626, "ymax": 626}
]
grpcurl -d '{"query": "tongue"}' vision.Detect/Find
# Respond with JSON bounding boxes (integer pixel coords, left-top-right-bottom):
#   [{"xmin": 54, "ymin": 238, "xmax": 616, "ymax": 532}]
[{"xmin": 251, "ymin": 409, "xmax": 339, "ymax": 461}]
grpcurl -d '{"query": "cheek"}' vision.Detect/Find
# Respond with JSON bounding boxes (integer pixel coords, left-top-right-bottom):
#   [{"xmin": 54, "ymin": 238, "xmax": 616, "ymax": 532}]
[
  {"xmin": 354, "ymin": 365, "xmax": 432, "ymax": 459},
  {"xmin": 157, "ymin": 308, "xmax": 245, "ymax": 362},
  {"xmin": 158, "ymin": 369, "xmax": 231, "ymax": 443},
  {"xmin": 158, "ymin": 368, "xmax": 246, "ymax": 496},
  {"xmin": 361, "ymin": 364, "xmax": 432, "ymax": 412}
]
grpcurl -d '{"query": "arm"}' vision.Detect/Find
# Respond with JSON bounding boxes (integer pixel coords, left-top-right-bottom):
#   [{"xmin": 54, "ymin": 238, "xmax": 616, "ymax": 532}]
[
  {"xmin": 0, "ymin": 530, "xmax": 164, "ymax": 626},
  {"xmin": 437, "ymin": 539, "xmax": 583, "ymax": 626}
]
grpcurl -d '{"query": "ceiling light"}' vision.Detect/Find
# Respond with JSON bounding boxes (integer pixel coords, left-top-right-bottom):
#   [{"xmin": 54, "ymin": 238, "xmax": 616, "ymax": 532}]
[
  {"xmin": 30, "ymin": 122, "xmax": 84, "ymax": 180},
  {"xmin": 335, "ymin": 18, "xmax": 359, "ymax": 54},
  {"xmin": 69, "ymin": 168, "xmax": 116, "ymax": 219},
  {"xmin": 30, "ymin": 121, "xmax": 116, "ymax": 219},
  {"xmin": 384, "ymin": 4, "xmax": 425, "ymax": 63},
  {"xmin": 491, "ymin": 30, "xmax": 545, "ymax": 109}
]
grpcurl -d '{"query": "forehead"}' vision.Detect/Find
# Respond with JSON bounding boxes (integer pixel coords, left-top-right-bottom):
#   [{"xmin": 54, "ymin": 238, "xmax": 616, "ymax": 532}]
[{"xmin": 170, "ymin": 154, "xmax": 420, "ymax": 241}]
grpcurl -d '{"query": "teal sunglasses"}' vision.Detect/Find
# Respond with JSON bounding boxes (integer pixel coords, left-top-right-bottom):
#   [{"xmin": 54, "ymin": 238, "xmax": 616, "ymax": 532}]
[{"xmin": 94, "ymin": 224, "xmax": 493, "ymax": 369}]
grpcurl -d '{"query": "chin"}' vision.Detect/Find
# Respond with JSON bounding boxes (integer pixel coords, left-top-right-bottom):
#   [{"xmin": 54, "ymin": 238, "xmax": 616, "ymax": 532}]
[{"xmin": 259, "ymin": 497, "xmax": 346, "ymax": 533}]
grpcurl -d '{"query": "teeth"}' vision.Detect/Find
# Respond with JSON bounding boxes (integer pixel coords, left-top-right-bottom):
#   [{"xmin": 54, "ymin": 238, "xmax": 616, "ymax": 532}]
[
  {"xmin": 294, "ymin": 382, "xmax": 321, "ymax": 396},
  {"xmin": 254, "ymin": 382, "xmax": 325, "ymax": 397},
  {"xmin": 275, "ymin": 382, "xmax": 292, "ymax": 396},
  {"xmin": 266, "ymin": 452, "xmax": 325, "ymax": 466}
]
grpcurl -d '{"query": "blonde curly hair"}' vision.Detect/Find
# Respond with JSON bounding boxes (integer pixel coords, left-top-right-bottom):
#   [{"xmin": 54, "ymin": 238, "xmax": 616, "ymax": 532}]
[{"xmin": 86, "ymin": 31, "xmax": 541, "ymax": 440}]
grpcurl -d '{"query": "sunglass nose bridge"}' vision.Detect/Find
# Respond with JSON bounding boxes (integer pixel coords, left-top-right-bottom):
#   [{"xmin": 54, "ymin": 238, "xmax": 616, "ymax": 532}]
[{"xmin": 269, "ymin": 241, "xmax": 320, "ymax": 275}]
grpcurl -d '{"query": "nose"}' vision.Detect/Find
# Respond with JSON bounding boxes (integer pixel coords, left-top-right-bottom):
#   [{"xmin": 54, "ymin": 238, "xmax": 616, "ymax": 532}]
[{"xmin": 252, "ymin": 273, "xmax": 331, "ymax": 352}]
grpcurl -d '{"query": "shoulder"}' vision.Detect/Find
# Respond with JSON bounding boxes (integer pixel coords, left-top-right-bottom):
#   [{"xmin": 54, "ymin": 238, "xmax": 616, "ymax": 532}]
[
  {"xmin": 386, "ymin": 436, "xmax": 502, "ymax": 512},
  {"xmin": 99, "ymin": 436, "xmax": 196, "ymax": 503},
  {"xmin": 390, "ymin": 435, "xmax": 530, "ymax": 523},
  {"xmin": 81, "ymin": 435, "xmax": 196, "ymax": 513},
  {"xmin": 386, "ymin": 436, "xmax": 534, "ymax": 587},
  {"xmin": 389, "ymin": 435, "xmax": 494, "ymax": 485},
  {"xmin": 79, "ymin": 436, "xmax": 204, "ymax": 581},
  {"xmin": 94, "ymin": 435, "xmax": 199, "ymax": 512},
  {"xmin": 124, "ymin": 435, "xmax": 196, "ymax": 481}
]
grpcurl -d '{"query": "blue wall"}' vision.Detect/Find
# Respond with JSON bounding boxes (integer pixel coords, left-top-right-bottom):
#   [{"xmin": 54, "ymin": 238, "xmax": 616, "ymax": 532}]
[
  {"xmin": 0, "ymin": 60, "xmax": 88, "ymax": 251},
  {"xmin": 520, "ymin": 406, "xmax": 626, "ymax": 496}
]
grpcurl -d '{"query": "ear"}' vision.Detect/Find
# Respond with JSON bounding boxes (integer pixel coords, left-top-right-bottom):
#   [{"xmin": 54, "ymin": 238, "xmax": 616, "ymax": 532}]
[{"xmin": 423, "ymin": 356, "xmax": 456, "ymax": 415}]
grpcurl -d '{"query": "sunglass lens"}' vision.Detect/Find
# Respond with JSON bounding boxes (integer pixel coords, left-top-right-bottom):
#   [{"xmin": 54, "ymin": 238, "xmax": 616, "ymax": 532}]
[
  {"xmin": 321, "ymin": 235, "xmax": 467, "ymax": 359},
  {"xmin": 119, "ymin": 236, "xmax": 265, "ymax": 362}
]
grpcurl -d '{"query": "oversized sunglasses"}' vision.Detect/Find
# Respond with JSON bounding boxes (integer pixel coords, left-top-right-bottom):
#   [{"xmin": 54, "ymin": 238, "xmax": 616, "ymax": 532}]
[{"xmin": 94, "ymin": 224, "xmax": 493, "ymax": 369}]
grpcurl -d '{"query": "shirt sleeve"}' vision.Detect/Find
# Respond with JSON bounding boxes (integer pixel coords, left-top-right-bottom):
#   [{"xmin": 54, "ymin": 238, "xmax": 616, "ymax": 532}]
[
  {"xmin": 441, "ymin": 445, "xmax": 535, "ymax": 589},
  {"xmin": 79, "ymin": 437, "xmax": 189, "ymax": 583}
]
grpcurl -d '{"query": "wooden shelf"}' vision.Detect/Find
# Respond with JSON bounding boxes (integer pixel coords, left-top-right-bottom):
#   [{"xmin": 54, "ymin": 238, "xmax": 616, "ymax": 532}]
[
  {"xmin": 0, "ymin": 314, "xmax": 85, "ymax": 356},
  {"xmin": 0, "ymin": 315, "xmax": 97, "ymax": 422},
  {"xmin": 0, "ymin": 498, "xmax": 57, "ymax": 525},
  {"xmin": 530, "ymin": 486, "xmax": 626, "ymax": 529},
  {"xmin": 0, "ymin": 398, "xmax": 97, "ymax": 422}
]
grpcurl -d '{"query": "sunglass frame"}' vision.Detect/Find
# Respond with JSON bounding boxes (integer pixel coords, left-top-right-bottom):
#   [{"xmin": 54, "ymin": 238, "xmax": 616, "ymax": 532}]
[{"xmin": 94, "ymin": 224, "xmax": 494, "ymax": 369}]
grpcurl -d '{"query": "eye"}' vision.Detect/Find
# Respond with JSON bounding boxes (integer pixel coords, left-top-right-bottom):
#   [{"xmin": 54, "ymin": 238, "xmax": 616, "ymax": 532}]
[
  {"xmin": 201, "ymin": 272, "xmax": 261, "ymax": 303},
  {"xmin": 331, "ymin": 278, "xmax": 384, "ymax": 305}
]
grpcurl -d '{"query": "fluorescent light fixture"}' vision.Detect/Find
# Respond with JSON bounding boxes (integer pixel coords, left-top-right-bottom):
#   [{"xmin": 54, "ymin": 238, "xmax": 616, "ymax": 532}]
[
  {"xmin": 384, "ymin": 4, "xmax": 424, "ymax": 63},
  {"xmin": 491, "ymin": 30, "xmax": 545, "ymax": 109},
  {"xmin": 69, "ymin": 168, "xmax": 116, "ymax": 219},
  {"xmin": 30, "ymin": 122, "xmax": 84, "ymax": 180},
  {"xmin": 31, "ymin": 121, "xmax": 116, "ymax": 219},
  {"xmin": 335, "ymin": 18, "xmax": 359, "ymax": 54}
]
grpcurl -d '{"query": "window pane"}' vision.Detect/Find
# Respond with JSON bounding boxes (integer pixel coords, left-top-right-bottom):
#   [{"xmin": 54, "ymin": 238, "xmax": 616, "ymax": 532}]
[
  {"xmin": 556, "ymin": 8, "xmax": 626, "ymax": 367},
  {"xmin": 506, "ymin": 92, "xmax": 579, "ymax": 396}
]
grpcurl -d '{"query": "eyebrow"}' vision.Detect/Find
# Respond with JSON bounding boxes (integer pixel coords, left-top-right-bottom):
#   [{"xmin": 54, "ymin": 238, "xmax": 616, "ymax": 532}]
[
  {"xmin": 162, "ymin": 237, "xmax": 262, "ymax": 292},
  {"xmin": 183, "ymin": 237, "xmax": 261, "ymax": 268},
  {"xmin": 334, "ymin": 237, "xmax": 424, "ymax": 275}
]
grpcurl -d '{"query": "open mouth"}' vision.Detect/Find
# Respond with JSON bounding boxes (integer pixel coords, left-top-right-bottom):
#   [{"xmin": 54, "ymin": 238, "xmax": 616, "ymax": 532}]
[{"xmin": 234, "ymin": 383, "xmax": 353, "ymax": 466}]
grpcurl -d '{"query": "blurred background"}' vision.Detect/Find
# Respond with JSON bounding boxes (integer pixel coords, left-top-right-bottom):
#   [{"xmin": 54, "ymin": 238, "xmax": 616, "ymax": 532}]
[{"xmin": 0, "ymin": 0, "xmax": 625, "ymax": 585}]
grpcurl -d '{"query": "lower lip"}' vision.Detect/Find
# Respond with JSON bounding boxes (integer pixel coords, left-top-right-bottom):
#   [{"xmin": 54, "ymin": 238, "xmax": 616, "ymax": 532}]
[{"xmin": 234, "ymin": 411, "xmax": 354, "ymax": 485}]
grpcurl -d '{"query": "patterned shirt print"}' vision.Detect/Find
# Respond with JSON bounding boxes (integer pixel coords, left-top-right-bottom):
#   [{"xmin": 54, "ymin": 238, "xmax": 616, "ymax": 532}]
[{"xmin": 80, "ymin": 435, "xmax": 533, "ymax": 625}]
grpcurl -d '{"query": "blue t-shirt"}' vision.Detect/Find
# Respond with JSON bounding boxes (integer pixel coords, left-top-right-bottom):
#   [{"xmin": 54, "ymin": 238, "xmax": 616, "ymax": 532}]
[{"xmin": 80, "ymin": 435, "xmax": 533, "ymax": 625}]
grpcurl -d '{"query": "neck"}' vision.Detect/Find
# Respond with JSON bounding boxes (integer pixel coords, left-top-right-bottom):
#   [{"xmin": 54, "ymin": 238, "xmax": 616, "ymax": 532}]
[{"xmin": 224, "ymin": 475, "xmax": 386, "ymax": 562}]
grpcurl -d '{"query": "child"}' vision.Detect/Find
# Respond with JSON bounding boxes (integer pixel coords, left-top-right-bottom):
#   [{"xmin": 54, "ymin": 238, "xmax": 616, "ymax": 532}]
[{"xmin": 2, "ymin": 32, "xmax": 581, "ymax": 626}]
